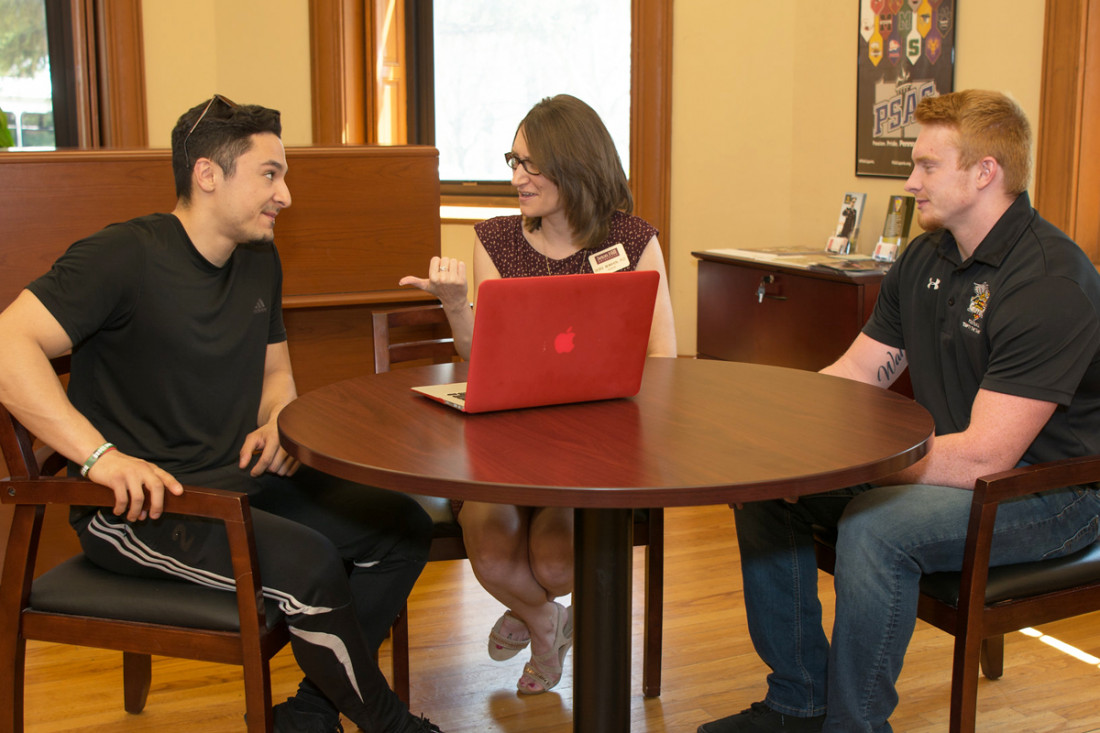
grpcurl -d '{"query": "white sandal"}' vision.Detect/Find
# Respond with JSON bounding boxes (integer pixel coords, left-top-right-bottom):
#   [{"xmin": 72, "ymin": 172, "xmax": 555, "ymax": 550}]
[
  {"xmin": 488, "ymin": 610, "xmax": 531, "ymax": 661},
  {"xmin": 517, "ymin": 603, "xmax": 573, "ymax": 694}
]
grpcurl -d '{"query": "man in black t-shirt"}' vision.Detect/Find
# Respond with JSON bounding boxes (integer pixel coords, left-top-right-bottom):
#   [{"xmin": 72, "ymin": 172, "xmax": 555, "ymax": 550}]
[
  {"xmin": 0, "ymin": 96, "xmax": 442, "ymax": 733},
  {"xmin": 699, "ymin": 91, "xmax": 1100, "ymax": 733}
]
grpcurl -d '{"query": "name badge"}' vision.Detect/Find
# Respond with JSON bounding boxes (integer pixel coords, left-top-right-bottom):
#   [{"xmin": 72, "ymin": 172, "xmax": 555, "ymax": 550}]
[{"xmin": 589, "ymin": 243, "xmax": 630, "ymax": 274}]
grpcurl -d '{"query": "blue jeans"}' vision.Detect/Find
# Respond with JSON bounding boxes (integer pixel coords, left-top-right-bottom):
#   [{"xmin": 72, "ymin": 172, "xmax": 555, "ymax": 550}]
[{"xmin": 733, "ymin": 482, "xmax": 1100, "ymax": 733}]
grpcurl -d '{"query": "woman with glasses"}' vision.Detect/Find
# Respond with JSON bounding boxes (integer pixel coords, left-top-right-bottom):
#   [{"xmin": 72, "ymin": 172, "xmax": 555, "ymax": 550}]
[{"xmin": 400, "ymin": 94, "xmax": 675, "ymax": 694}]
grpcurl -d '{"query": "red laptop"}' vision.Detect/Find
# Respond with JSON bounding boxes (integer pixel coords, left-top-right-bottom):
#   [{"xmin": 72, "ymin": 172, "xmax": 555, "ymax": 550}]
[{"xmin": 412, "ymin": 270, "xmax": 659, "ymax": 413}]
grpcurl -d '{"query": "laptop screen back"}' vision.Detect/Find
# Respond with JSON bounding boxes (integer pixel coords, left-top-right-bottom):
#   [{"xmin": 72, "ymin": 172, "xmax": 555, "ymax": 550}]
[{"xmin": 461, "ymin": 270, "xmax": 659, "ymax": 413}]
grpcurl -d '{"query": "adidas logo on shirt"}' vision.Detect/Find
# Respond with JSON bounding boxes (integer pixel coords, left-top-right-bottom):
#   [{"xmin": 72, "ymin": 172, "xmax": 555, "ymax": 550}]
[{"xmin": 253, "ymin": 298, "xmax": 267, "ymax": 314}]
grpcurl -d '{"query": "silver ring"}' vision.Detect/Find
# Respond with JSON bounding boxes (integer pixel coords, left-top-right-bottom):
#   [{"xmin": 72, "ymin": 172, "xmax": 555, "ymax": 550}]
[{"xmin": 439, "ymin": 265, "xmax": 449, "ymax": 272}]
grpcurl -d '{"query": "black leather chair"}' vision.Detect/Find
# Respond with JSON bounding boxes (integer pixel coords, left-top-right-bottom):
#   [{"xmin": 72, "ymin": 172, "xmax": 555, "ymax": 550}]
[
  {"xmin": 0, "ymin": 357, "xmax": 288, "ymax": 732},
  {"xmin": 373, "ymin": 303, "xmax": 665, "ymax": 704},
  {"xmin": 815, "ymin": 455, "xmax": 1100, "ymax": 733}
]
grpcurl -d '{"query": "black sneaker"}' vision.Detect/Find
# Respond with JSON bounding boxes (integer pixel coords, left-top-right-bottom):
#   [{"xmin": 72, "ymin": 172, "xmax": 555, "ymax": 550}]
[
  {"xmin": 698, "ymin": 702, "xmax": 825, "ymax": 733},
  {"xmin": 273, "ymin": 698, "xmax": 344, "ymax": 733},
  {"xmin": 404, "ymin": 715, "xmax": 444, "ymax": 732}
]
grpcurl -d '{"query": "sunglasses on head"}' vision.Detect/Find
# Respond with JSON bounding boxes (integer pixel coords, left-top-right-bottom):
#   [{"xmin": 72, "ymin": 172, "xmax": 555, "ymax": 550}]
[{"xmin": 183, "ymin": 94, "xmax": 238, "ymax": 168}]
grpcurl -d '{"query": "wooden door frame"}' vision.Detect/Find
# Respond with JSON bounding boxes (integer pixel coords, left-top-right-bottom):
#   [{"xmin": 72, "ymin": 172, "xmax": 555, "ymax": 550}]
[{"xmin": 1036, "ymin": 0, "xmax": 1100, "ymax": 260}]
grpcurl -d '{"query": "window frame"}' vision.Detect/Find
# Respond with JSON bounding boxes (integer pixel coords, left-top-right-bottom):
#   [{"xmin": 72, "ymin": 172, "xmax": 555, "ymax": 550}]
[
  {"xmin": 404, "ymin": 0, "xmax": 636, "ymax": 198},
  {"xmin": 308, "ymin": 0, "xmax": 674, "ymax": 247},
  {"xmin": 44, "ymin": 0, "xmax": 147, "ymax": 148}
]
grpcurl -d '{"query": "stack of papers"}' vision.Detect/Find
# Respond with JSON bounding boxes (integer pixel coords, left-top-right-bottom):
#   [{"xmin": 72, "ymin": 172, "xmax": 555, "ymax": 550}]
[{"xmin": 701, "ymin": 248, "xmax": 888, "ymax": 274}]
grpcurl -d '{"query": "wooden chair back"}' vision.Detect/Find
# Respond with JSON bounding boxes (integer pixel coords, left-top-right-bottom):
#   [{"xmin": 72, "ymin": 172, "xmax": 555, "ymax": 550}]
[
  {"xmin": 815, "ymin": 455, "xmax": 1100, "ymax": 733},
  {"xmin": 371, "ymin": 303, "xmax": 666, "ymax": 704},
  {"xmin": 0, "ymin": 359, "xmax": 288, "ymax": 732},
  {"xmin": 371, "ymin": 303, "xmax": 459, "ymax": 374}
]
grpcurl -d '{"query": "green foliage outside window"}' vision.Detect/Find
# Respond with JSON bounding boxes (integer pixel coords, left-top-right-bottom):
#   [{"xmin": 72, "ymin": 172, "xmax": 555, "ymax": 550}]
[
  {"xmin": 0, "ymin": 0, "xmax": 50, "ymax": 76},
  {"xmin": 0, "ymin": 0, "xmax": 51, "ymax": 148},
  {"xmin": 0, "ymin": 109, "xmax": 14, "ymax": 147}
]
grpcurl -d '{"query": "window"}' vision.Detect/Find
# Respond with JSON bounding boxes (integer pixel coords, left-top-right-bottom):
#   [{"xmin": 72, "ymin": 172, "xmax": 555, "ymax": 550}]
[
  {"xmin": 417, "ymin": 0, "xmax": 632, "ymax": 186},
  {"xmin": 0, "ymin": 0, "xmax": 55, "ymax": 149},
  {"xmin": 308, "ymin": 0, "xmax": 672, "ymax": 240},
  {"xmin": 0, "ymin": 0, "xmax": 145, "ymax": 150}
]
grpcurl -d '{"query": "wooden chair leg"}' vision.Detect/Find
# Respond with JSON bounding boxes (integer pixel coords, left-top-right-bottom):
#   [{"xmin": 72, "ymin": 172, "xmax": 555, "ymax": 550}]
[
  {"xmin": 122, "ymin": 652, "xmax": 152, "ymax": 714},
  {"xmin": 1, "ymin": 634, "xmax": 27, "ymax": 733},
  {"xmin": 948, "ymin": 632, "xmax": 984, "ymax": 733},
  {"xmin": 391, "ymin": 603, "xmax": 411, "ymax": 706},
  {"xmin": 979, "ymin": 635, "xmax": 1004, "ymax": 680},
  {"xmin": 642, "ymin": 508, "xmax": 664, "ymax": 698},
  {"xmin": 241, "ymin": 652, "xmax": 275, "ymax": 733}
]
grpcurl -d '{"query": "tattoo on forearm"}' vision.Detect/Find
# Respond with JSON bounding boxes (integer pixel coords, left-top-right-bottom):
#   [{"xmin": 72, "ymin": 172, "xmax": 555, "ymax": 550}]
[{"xmin": 876, "ymin": 349, "xmax": 905, "ymax": 384}]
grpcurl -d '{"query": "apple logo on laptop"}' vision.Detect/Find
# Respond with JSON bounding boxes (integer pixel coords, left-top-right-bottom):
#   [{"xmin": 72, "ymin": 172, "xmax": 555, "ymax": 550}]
[{"xmin": 554, "ymin": 326, "xmax": 576, "ymax": 354}]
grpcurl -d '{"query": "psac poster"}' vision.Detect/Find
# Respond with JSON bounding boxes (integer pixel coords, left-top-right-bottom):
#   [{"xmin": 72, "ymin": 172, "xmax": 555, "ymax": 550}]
[{"xmin": 856, "ymin": 0, "xmax": 956, "ymax": 178}]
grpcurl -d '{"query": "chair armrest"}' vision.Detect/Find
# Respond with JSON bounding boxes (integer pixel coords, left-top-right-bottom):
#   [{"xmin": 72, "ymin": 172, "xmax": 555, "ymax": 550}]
[
  {"xmin": 2, "ymin": 478, "xmax": 252, "ymax": 523},
  {"xmin": 953, "ymin": 454, "xmax": 1100, "ymax": 620},
  {"xmin": 1, "ymin": 477, "xmax": 272, "ymax": 636},
  {"xmin": 966, "ymin": 453, "xmax": 1100, "ymax": 561},
  {"xmin": 975, "ymin": 454, "xmax": 1100, "ymax": 505}
]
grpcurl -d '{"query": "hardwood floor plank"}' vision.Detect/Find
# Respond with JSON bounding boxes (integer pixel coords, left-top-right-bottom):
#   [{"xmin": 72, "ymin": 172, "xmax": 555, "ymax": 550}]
[{"xmin": 17, "ymin": 505, "xmax": 1100, "ymax": 731}]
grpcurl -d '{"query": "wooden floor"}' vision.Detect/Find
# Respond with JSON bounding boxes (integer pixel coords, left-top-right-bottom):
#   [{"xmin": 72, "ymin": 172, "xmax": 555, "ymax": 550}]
[{"xmin": 17, "ymin": 504, "xmax": 1100, "ymax": 732}]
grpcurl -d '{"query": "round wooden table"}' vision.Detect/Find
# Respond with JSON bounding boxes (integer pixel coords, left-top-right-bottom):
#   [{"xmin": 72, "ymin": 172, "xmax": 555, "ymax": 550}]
[{"xmin": 278, "ymin": 358, "xmax": 934, "ymax": 732}]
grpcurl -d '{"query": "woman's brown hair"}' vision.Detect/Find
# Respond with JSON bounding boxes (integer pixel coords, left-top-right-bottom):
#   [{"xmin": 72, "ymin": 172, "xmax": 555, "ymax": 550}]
[{"xmin": 517, "ymin": 95, "xmax": 633, "ymax": 249}]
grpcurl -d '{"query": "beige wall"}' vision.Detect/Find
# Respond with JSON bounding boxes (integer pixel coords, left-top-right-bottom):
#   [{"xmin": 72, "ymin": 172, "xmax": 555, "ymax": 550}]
[
  {"xmin": 142, "ymin": 0, "xmax": 1047, "ymax": 355},
  {"xmin": 142, "ymin": 0, "xmax": 313, "ymax": 147}
]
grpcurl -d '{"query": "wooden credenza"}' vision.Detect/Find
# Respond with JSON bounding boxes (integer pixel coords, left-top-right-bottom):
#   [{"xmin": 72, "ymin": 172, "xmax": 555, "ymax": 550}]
[{"xmin": 693, "ymin": 252, "xmax": 911, "ymax": 401}]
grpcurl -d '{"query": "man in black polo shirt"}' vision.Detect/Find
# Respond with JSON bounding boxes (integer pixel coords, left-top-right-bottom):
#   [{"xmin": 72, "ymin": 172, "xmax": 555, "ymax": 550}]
[{"xmin": 699, "ymin": 89, "xmax": 1100, "ymax": 733}]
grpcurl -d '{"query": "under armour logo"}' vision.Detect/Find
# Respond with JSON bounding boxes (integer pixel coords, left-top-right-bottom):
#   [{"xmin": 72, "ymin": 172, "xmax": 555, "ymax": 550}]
[
  {"xmin": 927, "ymin": 278, "xmax": 941, "ymax": 290},
  {"xmin": 253, "ymin": 298, "xmax": 267, "ymax": 314}
]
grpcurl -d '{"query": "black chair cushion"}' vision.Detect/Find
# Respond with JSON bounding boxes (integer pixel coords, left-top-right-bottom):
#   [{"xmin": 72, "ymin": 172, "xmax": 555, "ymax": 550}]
[
  {"xmin": 30, "ymin": 555, "xmax": 284, "ymax": 631},
  {"xmin": 919, "ymin": 540, "xmax": 1100, "ymax": 606}
]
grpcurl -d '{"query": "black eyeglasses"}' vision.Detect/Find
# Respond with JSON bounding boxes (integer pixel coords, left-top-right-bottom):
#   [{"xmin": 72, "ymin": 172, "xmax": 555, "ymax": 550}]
[
  {"xmin": 504, "ymin": 152, "xmax": 540, "ymax": 176},
  {"xmin": 183, "ymin": 94, "xmax": 238, "ymax": 168}
]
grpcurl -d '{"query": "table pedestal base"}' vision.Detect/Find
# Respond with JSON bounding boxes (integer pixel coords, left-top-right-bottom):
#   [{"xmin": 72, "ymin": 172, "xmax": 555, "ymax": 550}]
[{"xmin": 573, "ymin": 507, "xmax": 633, "ymax": 732}]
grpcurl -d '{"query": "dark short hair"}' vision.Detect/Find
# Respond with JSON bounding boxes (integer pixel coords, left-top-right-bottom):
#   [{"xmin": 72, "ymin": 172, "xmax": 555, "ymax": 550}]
[
  {"xmin": 171, "ymin": 97, "xmax": 282, "ymax": 202},
  {"xmin": 517, "ymin": 95, "xmax": 633, "ymax": 249},
  {"xmin": 914, "ymin": 90, "xmax": 1032, "ymax": 195}
]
